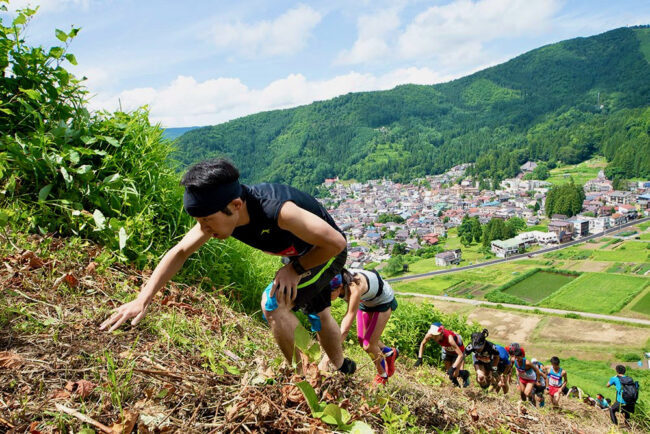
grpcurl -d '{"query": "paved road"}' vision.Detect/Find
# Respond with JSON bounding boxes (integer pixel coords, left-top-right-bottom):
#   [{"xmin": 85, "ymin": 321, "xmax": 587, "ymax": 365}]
[
  {"xmin": 397, "ymin": 292, "xmax": 650, "ymax": 326},
  {"xmin": 388, "ymin": 216, "xmax": 650, "ymax": 284}
]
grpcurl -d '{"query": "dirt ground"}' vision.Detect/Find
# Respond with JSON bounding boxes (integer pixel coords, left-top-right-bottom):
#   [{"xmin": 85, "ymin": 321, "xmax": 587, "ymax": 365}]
[
  {"xmin": 535, "ymin": 317, "xmax": 650, "ymax": 347},
  {"xmin": 429, "ymin": 302, "xmax": 650, "ymax": 360},
  {"xmin": 563, "ymin": 260, "xmax": 612, "ymax": 272},
  {"xmin": 466, "ymin": 308, "xmax": 541, "ymax": 344}
]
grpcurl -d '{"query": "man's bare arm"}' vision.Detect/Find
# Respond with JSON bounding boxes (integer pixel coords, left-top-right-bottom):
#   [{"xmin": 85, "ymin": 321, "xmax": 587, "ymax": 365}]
[{"xmin": 100, "ymin": 223, "xmax": 211, "ymax": 332}]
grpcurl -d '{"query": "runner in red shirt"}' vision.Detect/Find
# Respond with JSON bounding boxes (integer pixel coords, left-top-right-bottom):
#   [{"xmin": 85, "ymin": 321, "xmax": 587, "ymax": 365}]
[{"xmin": 415, "ymin": 323, "xmax": 470, "ymax": 387}]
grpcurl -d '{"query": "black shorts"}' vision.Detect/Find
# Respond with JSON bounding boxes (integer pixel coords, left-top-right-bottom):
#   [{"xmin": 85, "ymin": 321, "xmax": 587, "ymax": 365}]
[
  {"xmin": 442, "ymin": 351, "xmax": 460, "ymax": 363},
  {"xmin": 359, "ymin": 297, "xmax": 398, "ymax": 313},
  {"xmin": 534, "ymin": 384, "xmax": 546, "ymax": 395},
  {"xmin": 291, "ymin": 249, "xmax": 347, "ymax": 314},
  {"xmin": 497, "ymin": 361, "xmax": 510, "ymax": 374}
]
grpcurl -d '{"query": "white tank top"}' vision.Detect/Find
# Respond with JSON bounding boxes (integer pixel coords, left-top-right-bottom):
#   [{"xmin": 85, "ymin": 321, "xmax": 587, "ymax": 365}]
[{"xmin": 350, "ymin": 269, "xmax": 394, "ymax": 307}]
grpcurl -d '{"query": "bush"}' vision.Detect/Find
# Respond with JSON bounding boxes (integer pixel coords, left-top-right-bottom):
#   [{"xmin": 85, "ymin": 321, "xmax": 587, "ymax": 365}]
[
  {"xmin": 485, "ymin": 290, "xmax": 528, "ymax": 305},
  {"xmin": 330, "ymin": 298, "xmax": 481, "ymax": 366},
  {"xmin": 0, "ymin": 5, "xmax": 277, "ymax": 313},
  {"xmin": 615, "ymin": 352, "xmax": 641, "ymax": 362}
]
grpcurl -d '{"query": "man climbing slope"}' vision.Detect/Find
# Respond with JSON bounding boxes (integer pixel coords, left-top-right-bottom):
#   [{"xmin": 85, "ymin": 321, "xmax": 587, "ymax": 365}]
[{"xmin": 100, "ymin": 158, "xmax": 356, "ymax": 375}]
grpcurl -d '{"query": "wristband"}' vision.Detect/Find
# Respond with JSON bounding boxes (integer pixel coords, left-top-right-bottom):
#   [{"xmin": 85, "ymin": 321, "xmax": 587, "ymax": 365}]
[{"xmin": 291, "ymin": 259, "xmax": 307, "ymax": 275}]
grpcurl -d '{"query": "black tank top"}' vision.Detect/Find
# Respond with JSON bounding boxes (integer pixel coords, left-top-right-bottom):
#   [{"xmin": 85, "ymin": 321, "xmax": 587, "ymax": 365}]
[{"xmin": 231, "ymin": 183, "xmax": 344, "ymax": 257}]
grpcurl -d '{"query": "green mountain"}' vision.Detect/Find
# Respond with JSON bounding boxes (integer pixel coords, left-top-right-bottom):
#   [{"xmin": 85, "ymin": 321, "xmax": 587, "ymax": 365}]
[
  {"xmin": 174, "ymin": 26, "xmax": 650, "ymax": 192},
  {"xmin": 163, "ymin": 126, "xmax": 199, "ymax": 140}
]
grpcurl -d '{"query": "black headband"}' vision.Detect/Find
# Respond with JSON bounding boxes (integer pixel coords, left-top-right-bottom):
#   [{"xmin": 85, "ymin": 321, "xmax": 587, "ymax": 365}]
[{"xmin": 183, "ymin": 181, "xmax": 242, "ymax": 217}]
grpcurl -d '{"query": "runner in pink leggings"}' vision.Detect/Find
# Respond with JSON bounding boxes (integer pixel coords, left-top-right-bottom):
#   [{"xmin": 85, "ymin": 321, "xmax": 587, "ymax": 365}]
[{"xmin": 319, "ymin": 269, "xmax": 398, "ymax": 386}]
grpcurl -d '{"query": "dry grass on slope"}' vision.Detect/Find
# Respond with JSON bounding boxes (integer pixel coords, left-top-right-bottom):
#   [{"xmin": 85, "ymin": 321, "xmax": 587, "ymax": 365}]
[{"xmin": 0, "ymin": 232, "xmax": 640, "ymax": 433}]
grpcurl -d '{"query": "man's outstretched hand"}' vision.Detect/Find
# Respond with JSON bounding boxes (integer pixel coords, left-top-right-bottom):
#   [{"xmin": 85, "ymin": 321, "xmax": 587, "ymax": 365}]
[{"xmin": 100, "ymin": 298, "xmax": 148, "ymax": 332}]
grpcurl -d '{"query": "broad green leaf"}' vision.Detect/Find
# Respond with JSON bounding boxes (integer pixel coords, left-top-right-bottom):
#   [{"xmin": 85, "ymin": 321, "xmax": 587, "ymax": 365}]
[
  {"xmin": 294, "ymin": 323, "xmax": 311, "ymax": 353},
  {"xmin": 340, "ymin": 407, "xmax": 351, "ymax": 424},
  {"xmin": 49, "ymin": 47, "xmax": 64, "ymax": 59},
  {"xmin": 222, "ymin": 362, "xmax": 240, "ymax": 375},
  {"xmin": 55, "ymin": 29, "xmax": 68, "ymax": 42},
  {"xmin": 13, "ymin": 14, "xmax": 26, "ymax": 25},
  {"xmin": 321, "ymin": 403, "xmax": 344, "ymax": 426},
  {"xmin": 20, "ymin": 88, "xmax": 40, "ymax": 100},
  {"xmin": 81, "ymin": 136, "xmax": 97, "ymax": 145},
  {"xmin": 296, "ymin": 381, "xmax": 323, "ymax": 416},
  {"xmin": 76, "ymin": 165, "xmax": 92, "ymax": 174},
  {"xmin": 306, "ymin": 342, "xmax": 320, "ymax": 362},
  {"xmin": 60, "ymin": 166, "xmax": 72, "ymax": 184},
  {"xmin": 103, "ymin": 173, "xmax": 121, "ymax": 184},
  {"xmin": 69, "ymin": 28, "xmax": 80, "ymax": 38},
  {"xmin": 68, "ymin": 150, "xmax": 80, "ymax": 164},
  {"xmin": 0, "ymin": 108, "xmax": 12, "ymax": 115},
  {"xmin": 103, "ymin": 136, "xmax": 120, "ymax": 147},
  {"xmin": 348, "ymin": 421, "xmax": 375, "ymax": 433},
  {"xmin": 118, "ymin": 227, "xmax": 127, "ymax": 250},
  {"xmin": 93, "ymin": 209, "xmax": 106, "ymax": 230},
  {"xmin": 0, "ymin": 211, "xmax": 8, "ymax": 226},
  {"xmin": 65, "ymin": 53, "xmax": 77, "ymax": 65},
  {"xmin": 38, "ymin": 184, "xmax": 53, "ymax": 202}
]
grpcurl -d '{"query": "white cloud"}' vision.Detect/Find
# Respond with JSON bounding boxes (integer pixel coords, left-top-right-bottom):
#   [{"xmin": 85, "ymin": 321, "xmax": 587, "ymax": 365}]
[
  {"xmin": 335, "ymin": 9, "xmax": 401, "ymax": 64},
  {"xmin": 6, "ymin": 0, "xmax": 92, "ymax": 13},
  {"xmin": 89, "ymin": 67, "xmax": 457, "ymax": 127},
  {"xmin": 397, "ymin": 0, "xmax": 562, "ymax": 63},
  {"xmin": 337, "ymin": 0, "xmax": 562, "ymax": 67},
  {"xmin": 210, "ymin": 4, "xmax": 322, "ymax": 58}
]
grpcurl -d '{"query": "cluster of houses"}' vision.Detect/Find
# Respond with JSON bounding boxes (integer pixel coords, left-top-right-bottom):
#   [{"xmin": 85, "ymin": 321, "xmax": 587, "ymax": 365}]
[{"xmin": 320, "ymin": 165, "xmax": 650, "ymax": 267}]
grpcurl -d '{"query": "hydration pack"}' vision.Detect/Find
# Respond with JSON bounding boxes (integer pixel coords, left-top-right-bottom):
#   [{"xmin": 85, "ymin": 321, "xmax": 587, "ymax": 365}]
[{"xmin": 620, "ymin": 376, "xmax": 639, "ymax": 404}]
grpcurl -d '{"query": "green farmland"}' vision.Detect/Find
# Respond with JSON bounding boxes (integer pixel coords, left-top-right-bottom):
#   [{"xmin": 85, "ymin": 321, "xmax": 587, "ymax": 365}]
[
  {"xmin": 392, "ymin": 275, "xmax": 462, "ymax": 295},
  {"xmin": 541, "ymin": 273, "xmax": 650, "ymax": 314},
  {"xmin": 631, "ymin": 289, "xmax": 650, "ymax": 316},
  {"xmin": 546, "ymin": 157, "xmax": 606, "ymax": 186},
  {"xmin": 592, "ymin": 241, "xmax": 650, "ymax": 262},
  {"xmin": 503, "ymin": 270, "xmax": 577, "ymax": 303}
]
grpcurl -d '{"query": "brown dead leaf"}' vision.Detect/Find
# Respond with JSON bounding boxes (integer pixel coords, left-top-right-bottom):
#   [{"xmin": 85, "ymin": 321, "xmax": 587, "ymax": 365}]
[
  {"xmin": 258, "ymin": 401, "xmax": 271, "ymax": 418},
  {"xmin": 281, "ymin": 385, "xmax": 304, "ymax": 404},
  {"xmin": 63, "ymin": 273, "xmax": 79, "ymax": 288},
  {"xmin": 75, "ymin": 380, "xmax": 97, "ymax": 398},
  {"xmin": 22, "ymin": 251, "xmax": 44, "ymax": 269},
  {"xmin": 51, "ymin": 389, "xmax": 72, "ymax": 400},
  {"xmin": 85, "ymin": 261, "xmax": 97, "ymax": 274},
  {"xmin": 29, "ymin": 421, "xmax": 42, "ymax": 434},
  {"xmin": 470, "ymin": 407, "xmax": 479, "ymax": 422},
  {"xmin": 109, "ymin": 410, "xmax": 138, "ymax": 434},
  {"xmin": 0, "ymin": 351, "xmax": 24, "ymax": 369},
  {"xmin": 164, "ymin": 301, "xmax": 201, "ymax": 315},
  {"xmin": 63, "ymin": 379, "xmax": 97, "ymax": 399},
  {"xmin": 225, "ymin": 404, "xmax": 239, "ymax": 422}
]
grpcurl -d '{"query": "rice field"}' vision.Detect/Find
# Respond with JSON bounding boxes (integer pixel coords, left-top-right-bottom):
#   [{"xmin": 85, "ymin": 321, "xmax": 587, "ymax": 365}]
[
  {"xmin": 392, "ymin": 274, "xmax": 463, "ymax": 295},
  {"xmin": 540, "ymin": 273, "xmax": 650, "ymax": 314},
  {"xmin": 591, "ymin": 241, "xmax": 650, "ymax": 262},
  {"xmin": 630, "ymin": 289, "xmax": 650, "ymax": 316},
  {"xmin": 502, "ymin": 270, "xmax": 577, "ymax": 304}
]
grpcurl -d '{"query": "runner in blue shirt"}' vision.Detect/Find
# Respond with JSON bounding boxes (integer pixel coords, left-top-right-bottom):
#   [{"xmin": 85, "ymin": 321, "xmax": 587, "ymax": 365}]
[
  {"xmin": 607, "ymin": 365, "xmax": 637, "ymax": 426},
  {"xmin": 492, "ymin": 344, "xmax": 512, "ymax": 395}
]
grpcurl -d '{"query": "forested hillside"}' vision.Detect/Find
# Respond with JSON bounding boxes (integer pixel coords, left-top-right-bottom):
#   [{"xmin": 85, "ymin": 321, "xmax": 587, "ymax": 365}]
[{"xmin": 174, "ymin": 26, "xmax": 650, "ymax": 192}]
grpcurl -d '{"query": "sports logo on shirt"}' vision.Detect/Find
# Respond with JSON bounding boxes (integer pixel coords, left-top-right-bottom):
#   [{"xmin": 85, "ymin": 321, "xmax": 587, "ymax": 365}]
[{"xmin": 261, "ymin": 228, "xmax": 271, "ymax": 235}]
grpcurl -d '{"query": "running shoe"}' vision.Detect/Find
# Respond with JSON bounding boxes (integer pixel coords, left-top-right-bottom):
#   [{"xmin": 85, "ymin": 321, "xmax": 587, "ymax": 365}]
[
  {"xmin": 463, "ymin": 375, "xmax": 470, "ymax": 388},
  {"xmin": 373, "ymin": 374, "xmax": 388, "ymax": 386},
  {"xmin": 386, "ymin": 347, "xmax": 399, "ymax": 377}
]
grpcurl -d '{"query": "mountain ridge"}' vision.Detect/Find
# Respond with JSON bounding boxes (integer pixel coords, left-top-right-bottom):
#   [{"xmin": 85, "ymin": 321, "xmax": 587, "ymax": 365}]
[{"xmin": 173, "ymin": 26, "xmax": 650, "ymax": 192}]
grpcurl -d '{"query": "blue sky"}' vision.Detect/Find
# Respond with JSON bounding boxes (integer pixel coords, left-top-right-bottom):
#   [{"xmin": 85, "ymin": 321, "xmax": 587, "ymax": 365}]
[{"xmin": 3, "ymin": 0, "xmax": 650, "ymax": 127}]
